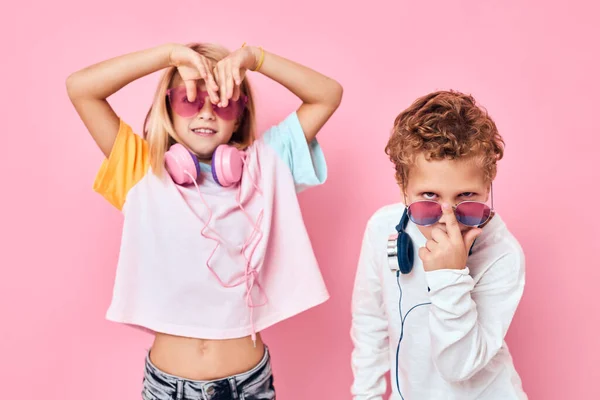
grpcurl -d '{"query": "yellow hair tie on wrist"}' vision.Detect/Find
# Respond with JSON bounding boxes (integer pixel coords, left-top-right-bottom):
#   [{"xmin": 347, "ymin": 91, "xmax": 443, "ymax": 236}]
[
  {"xmin": 254, "ymin": 47, "xmax": 265, "ymax": 72},
  {"xmin": 240, "ymin": 43, "xmax": 265, "ymax": 72}
]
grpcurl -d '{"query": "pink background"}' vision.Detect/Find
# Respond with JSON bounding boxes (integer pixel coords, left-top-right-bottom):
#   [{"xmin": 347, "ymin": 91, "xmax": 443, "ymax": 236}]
[{"xmin": 2, "ymin": 0, "xmax": 599, "ymax": 399}]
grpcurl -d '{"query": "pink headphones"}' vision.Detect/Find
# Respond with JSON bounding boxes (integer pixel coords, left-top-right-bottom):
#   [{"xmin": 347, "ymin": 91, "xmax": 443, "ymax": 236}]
[
  {"xmin": 164, "ymin": 143, "xmax": 244, "ymax": 186},
  {"xmin": 164, "ymin": 140, "xmax": 265, "ymax": 346}
]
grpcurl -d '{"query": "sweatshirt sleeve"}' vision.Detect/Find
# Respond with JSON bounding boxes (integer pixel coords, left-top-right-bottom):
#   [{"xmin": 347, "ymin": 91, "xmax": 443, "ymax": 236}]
[
  {"xmin": 350, "ymin": 225, "xmax": 390, "ymax": 399},
  {"xmin": 424, "ymin": 249, "xmax": 526, "ymax": 382}
]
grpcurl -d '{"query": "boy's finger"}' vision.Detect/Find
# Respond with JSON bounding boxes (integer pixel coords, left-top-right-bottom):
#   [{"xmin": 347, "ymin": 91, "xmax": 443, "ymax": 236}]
[
  {"xmin": 431, "ymin": 227, "xmax": 447, "ymax": 244},
  {"xmin": 463, "ymin": 228, "xmax": 483, "ymax": 254},
  {"xmin": 442, "ymin": 203, "xmax": 462, "ymax": 243}
]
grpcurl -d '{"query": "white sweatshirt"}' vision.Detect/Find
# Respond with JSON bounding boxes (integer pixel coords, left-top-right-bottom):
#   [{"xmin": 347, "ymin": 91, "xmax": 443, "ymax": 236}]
[{"xmin": 350, "ymin": 203, "xmax": 528, "ymax": 400}]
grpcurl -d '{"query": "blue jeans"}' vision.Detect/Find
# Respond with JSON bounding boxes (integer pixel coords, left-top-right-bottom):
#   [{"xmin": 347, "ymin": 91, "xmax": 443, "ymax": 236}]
[{"xmin": 142, "ymin": 347, "xmax": 275, "ymax": 400}]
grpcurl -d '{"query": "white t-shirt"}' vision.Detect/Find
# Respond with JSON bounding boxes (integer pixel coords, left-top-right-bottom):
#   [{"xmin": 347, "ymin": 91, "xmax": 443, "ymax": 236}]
[{"xmin": 351, "ymin": 202, "xmax": 528, "ymax": 400}]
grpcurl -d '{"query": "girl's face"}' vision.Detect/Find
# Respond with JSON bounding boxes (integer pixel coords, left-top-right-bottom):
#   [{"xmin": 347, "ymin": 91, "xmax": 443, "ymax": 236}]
[{"xmin": 169, "ymin": 75, "xmax": 239, "ymax": 163}]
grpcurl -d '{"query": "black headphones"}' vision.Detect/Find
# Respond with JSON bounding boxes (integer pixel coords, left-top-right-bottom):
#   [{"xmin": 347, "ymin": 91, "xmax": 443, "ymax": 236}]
[
  {"xmin": 387, "ymin": 207, "xmax": 475, "ymax": 275},
  {"xmin": 388, "ymin": 206, "xmax": 477, "ymax": 399},
  {"xmin": 387, "ymin": 208, "xmax": 414, "ymax": 274}
]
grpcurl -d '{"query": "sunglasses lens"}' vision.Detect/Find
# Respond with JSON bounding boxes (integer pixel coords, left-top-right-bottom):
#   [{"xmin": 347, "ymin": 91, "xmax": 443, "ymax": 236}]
[
  {"xmin": 169, "ymin": 88, "xmax": 247, "ymax": 120},
  {"xmin": 408, "ymin": 201, "xmax": 442, "ymax": 225},
  {"xmin": 169, "ymin": 87, "xmax": 203, "ymax": 118},
  {"xmin": 214, "ymin": 97, "xmax": 245, "ymax": 120},
  {"xmin": 455, "ymin": 202, "xmax": 491, "ymax": 226}
]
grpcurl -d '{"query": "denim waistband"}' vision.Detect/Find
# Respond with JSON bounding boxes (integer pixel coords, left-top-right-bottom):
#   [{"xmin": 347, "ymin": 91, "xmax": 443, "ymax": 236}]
[{"xmin": 144, "ymin": 346, "xmax": 272, "ymax": 400}]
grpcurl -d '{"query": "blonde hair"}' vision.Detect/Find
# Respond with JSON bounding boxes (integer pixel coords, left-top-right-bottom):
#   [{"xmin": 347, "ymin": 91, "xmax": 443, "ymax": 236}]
[{"xmin": 143, "ymin": 42, "xmax": 257, "ymax": 175}]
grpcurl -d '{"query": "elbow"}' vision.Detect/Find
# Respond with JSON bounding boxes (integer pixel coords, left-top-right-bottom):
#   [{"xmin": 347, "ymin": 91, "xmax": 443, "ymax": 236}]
[
  {"xmin": 65, "ymin": 72, "xmax": 80, "ymax": 101},
  {"xmin": 432, "ymin": 343, "xmax": 485, "ymax": 383},
  {"xmin": 66, "ymin": 71, "xmax": 90, "ymax": 101},
  {"xmin": 317, "ymin": 78, "xmax": 343, "ymax": 110},
  {"xmin": 328, "ymin": 80, "xmax": 343, "ymax": 109},
  {"xmin": 435, "ymin": 363, "xmax": 476, "ymax": 383},
  {"xmin": 433, "ymin": 345, "xmax": 490, "ymax": 383}
]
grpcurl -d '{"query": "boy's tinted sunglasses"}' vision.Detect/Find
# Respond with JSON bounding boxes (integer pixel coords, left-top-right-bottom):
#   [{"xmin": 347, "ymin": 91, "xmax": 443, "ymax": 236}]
[{"xmin": 407, "ymin": 200, "xmax": 494, "ymax": 227}]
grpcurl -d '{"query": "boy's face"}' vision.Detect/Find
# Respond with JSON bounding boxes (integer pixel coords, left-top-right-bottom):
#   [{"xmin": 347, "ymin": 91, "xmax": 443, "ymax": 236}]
[{"xmin": 404, "ymin": 153, "xmax": 491, "ymax": 241}]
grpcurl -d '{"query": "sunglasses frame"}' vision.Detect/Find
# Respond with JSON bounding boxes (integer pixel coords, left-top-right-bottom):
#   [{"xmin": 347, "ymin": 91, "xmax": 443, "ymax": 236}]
[
  {"xmin": 406, "ymin": 184, "xmax": 495, "ymax": 228},
  {"xmin": 166, "ymin": 86, "xmax": 248, "ymax": 120}
]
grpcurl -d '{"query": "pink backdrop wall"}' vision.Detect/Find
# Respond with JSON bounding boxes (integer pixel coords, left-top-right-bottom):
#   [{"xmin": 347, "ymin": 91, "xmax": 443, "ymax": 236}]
[{"xmin": 2, "ymin": 1, "xmax": 599, "ymax": 398}]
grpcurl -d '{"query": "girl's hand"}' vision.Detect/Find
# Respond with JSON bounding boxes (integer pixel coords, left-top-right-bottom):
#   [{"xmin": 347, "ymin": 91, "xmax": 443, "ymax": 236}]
[
  {"xmin": 169, "ymin": 44, "xmax": 220, "ymax": 104},
  {"xmin": 213, "ymin": 45, "xmax": 260, "ymax": 107}
]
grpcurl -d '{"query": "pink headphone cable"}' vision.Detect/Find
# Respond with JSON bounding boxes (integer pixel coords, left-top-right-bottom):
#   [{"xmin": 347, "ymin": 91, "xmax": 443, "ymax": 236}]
[{"xmin": 185, "ymin": 155, "xmax": 266, "ymax": 347}]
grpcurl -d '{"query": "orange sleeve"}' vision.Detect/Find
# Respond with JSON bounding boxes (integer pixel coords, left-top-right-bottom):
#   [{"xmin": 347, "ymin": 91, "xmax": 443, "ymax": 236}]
[{"xmin": 93, "ymin": 119, "xmax": 150, "ymax": 211}]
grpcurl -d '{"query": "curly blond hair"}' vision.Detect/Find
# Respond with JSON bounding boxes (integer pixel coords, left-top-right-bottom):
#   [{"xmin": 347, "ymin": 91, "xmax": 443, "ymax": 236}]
[{"xmin": 385, "ymin": 90, "xmax": 505, "ymax": 188}]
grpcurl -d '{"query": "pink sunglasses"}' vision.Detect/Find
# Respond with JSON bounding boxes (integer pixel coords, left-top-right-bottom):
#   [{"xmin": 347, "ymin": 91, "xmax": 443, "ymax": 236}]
[
  {"xmin": 407, "ymin": 186, "xmax": 495, "ymax": 227},
  {"xmin": 166, "ymin": 86, "xmax": 248, "ymax": 120}
]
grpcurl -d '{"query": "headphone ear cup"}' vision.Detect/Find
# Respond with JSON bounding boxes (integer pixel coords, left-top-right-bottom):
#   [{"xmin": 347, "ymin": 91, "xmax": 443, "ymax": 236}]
[
  {"xmin": 165, "ymin": 143, "xmax": 200, "ymax": 185},
  {"xmin": 211, "ymin": 145, "xmax": 244, "ymax": 187},
  {"xmin": 397, "ymin": 231, "xmax": 414, "ymax": 274}
]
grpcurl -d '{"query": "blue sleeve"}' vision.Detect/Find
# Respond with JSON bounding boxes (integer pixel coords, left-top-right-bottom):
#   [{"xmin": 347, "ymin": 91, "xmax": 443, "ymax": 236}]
[{"xmin": 262, "ymin": 111, "xmax": 327, "ymax": 193}]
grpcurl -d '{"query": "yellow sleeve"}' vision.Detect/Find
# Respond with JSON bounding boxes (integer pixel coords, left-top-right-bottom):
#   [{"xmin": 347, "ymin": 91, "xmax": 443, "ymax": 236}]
[{"xmin": 93, "ymin": 119, "xmax": 150, "ymax": 210}]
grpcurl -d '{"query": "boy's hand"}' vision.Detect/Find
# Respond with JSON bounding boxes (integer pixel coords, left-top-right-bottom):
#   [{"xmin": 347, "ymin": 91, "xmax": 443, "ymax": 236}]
[{"xmin": 419, "ymin": 203, "xmax": 482, "ymax": 272}]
